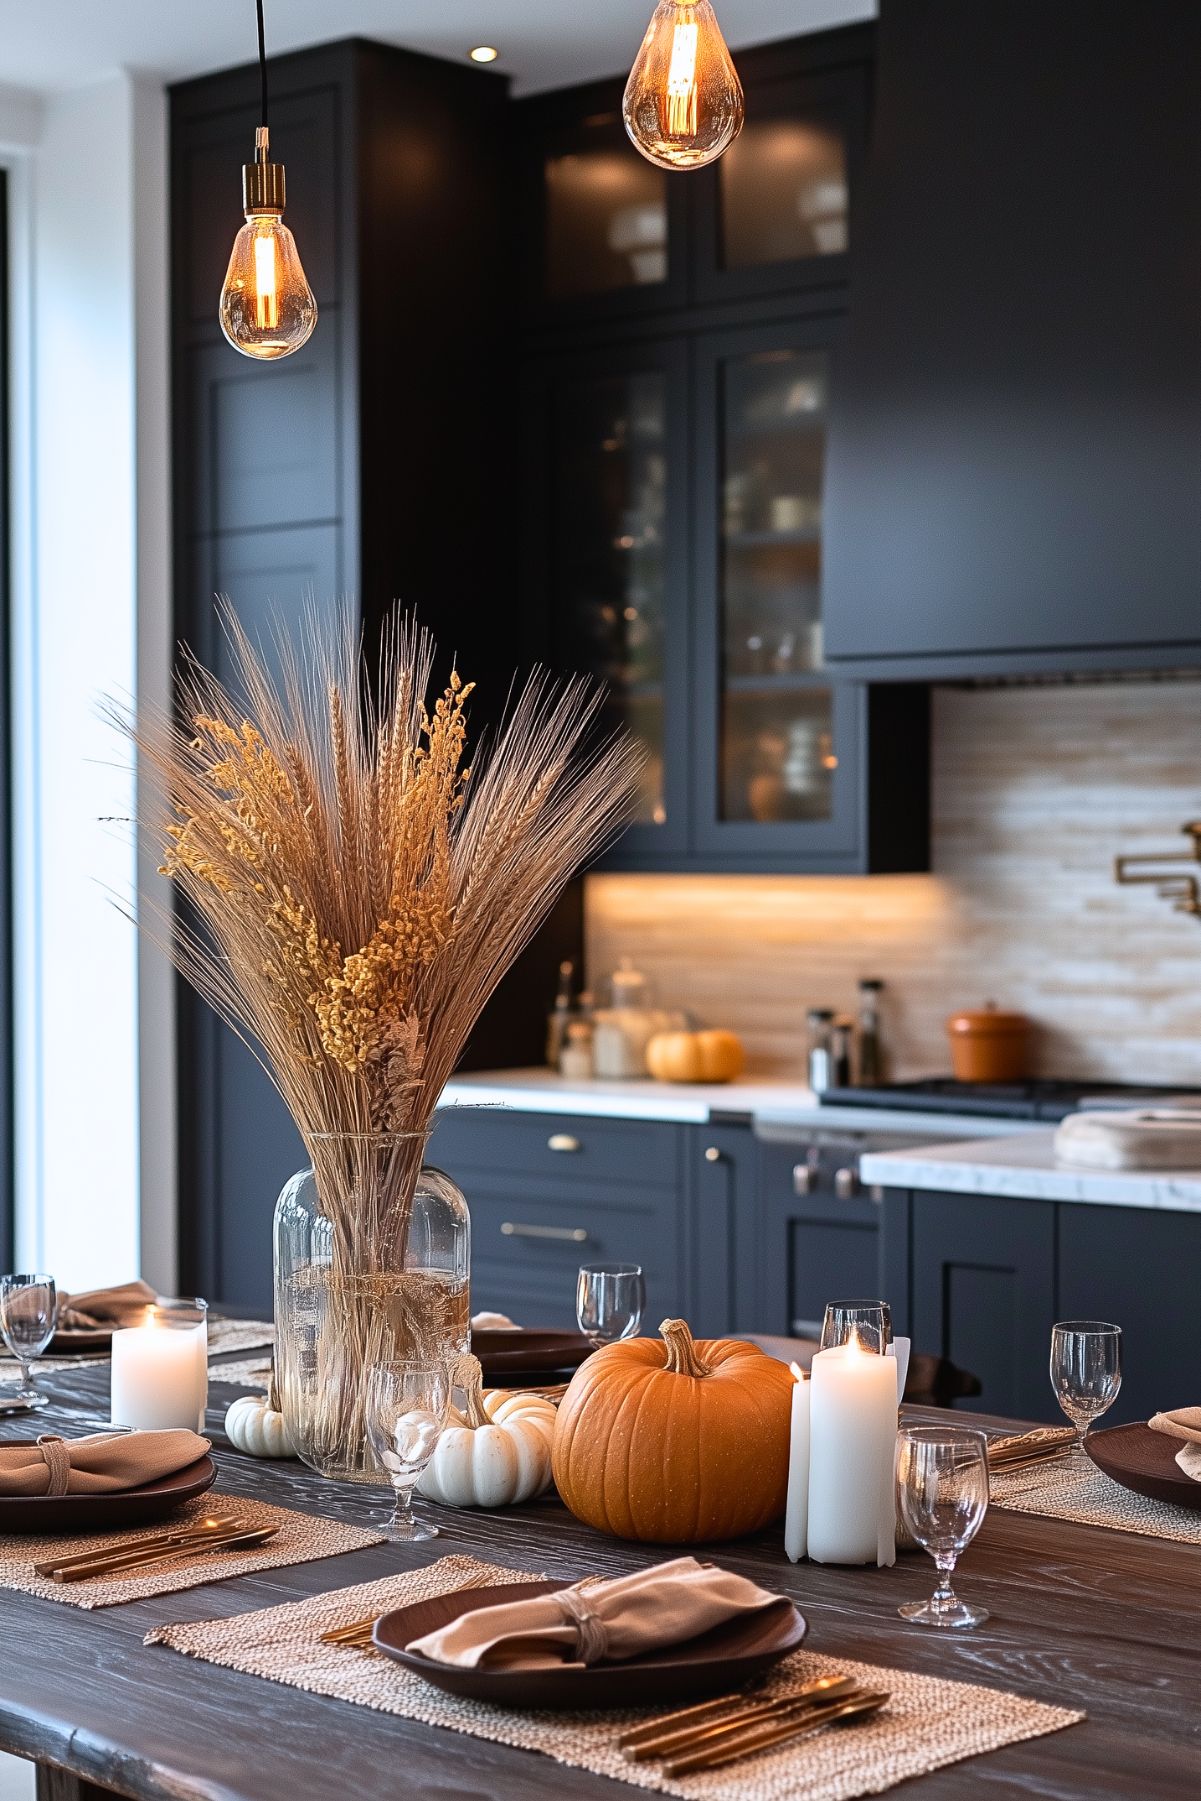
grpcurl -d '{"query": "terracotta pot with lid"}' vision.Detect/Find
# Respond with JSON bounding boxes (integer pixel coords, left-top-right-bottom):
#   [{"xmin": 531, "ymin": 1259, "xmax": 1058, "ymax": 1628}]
[{"xmin": 946, "ymin": 1004, "xmax": 1031, "ymax": 1083}]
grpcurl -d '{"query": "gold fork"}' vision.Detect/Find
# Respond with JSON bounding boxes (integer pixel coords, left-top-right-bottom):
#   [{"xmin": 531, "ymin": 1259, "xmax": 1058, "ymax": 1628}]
[{"xmin": 320, "ymin": 1569, "xmax": 502, "ymax": 1652}]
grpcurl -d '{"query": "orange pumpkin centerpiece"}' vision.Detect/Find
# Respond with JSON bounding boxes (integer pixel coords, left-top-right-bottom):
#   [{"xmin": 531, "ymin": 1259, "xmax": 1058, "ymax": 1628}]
[{"xmin": 551, "ymin": 1317, "xmax": 794, "ymax": 1543}]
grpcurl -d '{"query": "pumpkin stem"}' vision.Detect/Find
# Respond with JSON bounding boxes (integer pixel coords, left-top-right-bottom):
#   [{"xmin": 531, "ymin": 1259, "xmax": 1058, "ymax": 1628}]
[
  {"xmin": 659, "ymin": 1318, "xmax": 712, "ymax": 1379},
  {"xmin": 267, "ymin": 1359, "xmax": 281, "ymax": 1414},
  {"xmin": 453, "ymin": 1353, "xmax": 491, "ymax": 1428}
]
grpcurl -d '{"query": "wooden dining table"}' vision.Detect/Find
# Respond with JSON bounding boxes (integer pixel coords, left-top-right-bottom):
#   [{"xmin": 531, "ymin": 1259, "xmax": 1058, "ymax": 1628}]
[{"xmin": 2, "ymin": 1356, "xmax": 1198, "ymax": 1801}]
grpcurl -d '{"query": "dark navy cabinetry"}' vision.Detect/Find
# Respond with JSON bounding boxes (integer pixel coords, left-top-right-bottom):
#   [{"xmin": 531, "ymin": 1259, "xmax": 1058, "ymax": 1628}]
[{"xmin": 515, "ymin": 27, "xmax": 929, "ymax": 877}]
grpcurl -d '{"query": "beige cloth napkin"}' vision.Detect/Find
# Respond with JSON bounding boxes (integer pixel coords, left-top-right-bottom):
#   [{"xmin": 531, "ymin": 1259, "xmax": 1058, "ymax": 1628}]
[
  {"xmin": 407, "ymin": 1556, "xmax": 788, "ymax": 1671},
  {"xmin": 0, "ymin": 1430, "xmax": 210, "ymax": 1497},
  {"xmin": 57, "ymin": 1280, "xmax": 158, "ymax": 1331},
  {"xmin": 1148, "ymin": 1407, "xmax": 1201, "ymax": 1481}
]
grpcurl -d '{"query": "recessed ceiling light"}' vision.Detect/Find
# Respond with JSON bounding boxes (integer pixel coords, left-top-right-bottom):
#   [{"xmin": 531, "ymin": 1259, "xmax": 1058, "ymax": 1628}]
[{"xmin": 469, "ymin": 45, "xmax": 499, "ymax": 64}]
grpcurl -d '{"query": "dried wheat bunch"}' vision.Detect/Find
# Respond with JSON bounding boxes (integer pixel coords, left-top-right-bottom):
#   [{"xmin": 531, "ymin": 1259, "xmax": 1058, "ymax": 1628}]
[{"xmin": 123, "ymin": 602, "xmax": 641, "ymax": 1187}]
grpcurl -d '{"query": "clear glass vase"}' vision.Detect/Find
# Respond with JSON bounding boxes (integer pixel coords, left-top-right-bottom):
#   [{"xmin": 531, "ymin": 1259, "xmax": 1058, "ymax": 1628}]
[{"xmin": 272, "ymin": 1132, "xmax": 470, "ymax": 1482}]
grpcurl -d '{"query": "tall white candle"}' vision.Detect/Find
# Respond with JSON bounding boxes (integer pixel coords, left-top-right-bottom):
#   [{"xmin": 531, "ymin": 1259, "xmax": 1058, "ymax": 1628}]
[
  {"xmin": 807, "ymin": 1335, "xmax": 897, "ymax": 1566},
  {"xmin": 783, "ymin": 1363, "xmax": 810, "ymax": 1563},
  {"xmin": 111, "ymin": 1311, "xmax": 208, "ymax": 1431}
]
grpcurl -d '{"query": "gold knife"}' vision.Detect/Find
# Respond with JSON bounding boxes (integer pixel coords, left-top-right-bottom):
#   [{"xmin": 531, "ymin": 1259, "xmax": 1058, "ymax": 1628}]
[
  {"xmin": 53, "ymin": 1524, "xmax": 277, "ymax": 1582},
  {"xmin": 623, "ymin": 1676, "xmax": 858, "ymax": 1761},
  {"xmin": 35, "ymin": 1516, "xmax": 245, "ymax": 1577},
  {"xmin": 664, "ymin": 1690, "xmax": 889, "ymax": 1775}
]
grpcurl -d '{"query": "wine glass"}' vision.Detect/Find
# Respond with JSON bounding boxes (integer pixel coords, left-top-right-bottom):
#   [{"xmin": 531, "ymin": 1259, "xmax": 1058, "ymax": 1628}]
[
  {"xmin": 896, "ymin": 1425, "xmax": 990, "ymax": 1629},
  {"xmin": 820, "ymin": 1299, "xmax": 889, "ymax": 1356},
  {"xmin": 1050, "ymin": 1321, "xmax": 1122, "ymax": 1462},
  {"xmin": 576, "ymin": 1263, "xmax": 645, "ymax": 1349},
  {"xmin": 364, "ymin": 1360, "xmax": 451, "ymax": 1542},
  {"xmin": 0, "ymin": 1275, "xmax": 58, "ymax": 1409}
]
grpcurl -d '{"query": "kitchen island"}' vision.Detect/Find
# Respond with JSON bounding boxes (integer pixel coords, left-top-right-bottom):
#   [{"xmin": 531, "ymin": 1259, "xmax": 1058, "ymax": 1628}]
[{"xmin": 1, "ymin": 1360, "xmax": 1198, "ymax": 1801}]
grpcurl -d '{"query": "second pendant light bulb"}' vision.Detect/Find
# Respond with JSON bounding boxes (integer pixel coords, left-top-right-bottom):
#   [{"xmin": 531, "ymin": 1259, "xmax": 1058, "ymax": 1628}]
[{"xmin": 623, "ymin": 0, "xmax": 744, "ymax": 171}]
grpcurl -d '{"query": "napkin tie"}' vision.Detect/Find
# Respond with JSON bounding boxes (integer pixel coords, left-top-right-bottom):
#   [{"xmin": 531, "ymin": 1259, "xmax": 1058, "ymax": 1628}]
[
  {"xmin": 35, "ymin": 1435, "xmax": 72, "ymax": 1497},
  {"xmin": 555, "ymin": 1582, "xmax": 608, "ymax": 1665}
]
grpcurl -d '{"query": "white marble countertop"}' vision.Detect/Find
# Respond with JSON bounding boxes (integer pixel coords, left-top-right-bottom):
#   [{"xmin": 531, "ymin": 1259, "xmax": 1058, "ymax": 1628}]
[
  {"xmin": 860, "ymin": 1130, "xmax": 1201, "ymax": 1213},
  {"xmin": 437, "ymin": 1068, "xmax": 1036, "ymax": 1138}
]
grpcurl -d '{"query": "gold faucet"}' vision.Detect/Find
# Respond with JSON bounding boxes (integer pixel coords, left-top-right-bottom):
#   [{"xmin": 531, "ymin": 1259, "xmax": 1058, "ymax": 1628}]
[{"xmin": 1114, "ymin": 822, "xmax": 1201, "ymax": 919}]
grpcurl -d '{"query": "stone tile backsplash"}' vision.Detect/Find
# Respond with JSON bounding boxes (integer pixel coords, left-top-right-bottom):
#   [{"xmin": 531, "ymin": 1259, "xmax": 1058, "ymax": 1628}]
[{"xmin": 585, "ymin": 681, "xmax": 1201, "ymax": 1084}]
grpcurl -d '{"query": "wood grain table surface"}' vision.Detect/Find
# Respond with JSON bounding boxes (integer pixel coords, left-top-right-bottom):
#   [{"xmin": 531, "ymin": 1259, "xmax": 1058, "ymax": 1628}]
[{"xmin": 2, "ymin": 1357, "xmax": 1199, "ymax": 1801}]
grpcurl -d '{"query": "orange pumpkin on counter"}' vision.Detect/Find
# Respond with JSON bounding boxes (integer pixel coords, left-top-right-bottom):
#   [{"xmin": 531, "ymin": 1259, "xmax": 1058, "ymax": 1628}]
[
  {"xmin": 551, "ymin": 1318, "xmax": 793, "ymax": 1542},
  {"xmin": 645, "ymin": 1028, "xmax": 745, "ymax": 1084}
]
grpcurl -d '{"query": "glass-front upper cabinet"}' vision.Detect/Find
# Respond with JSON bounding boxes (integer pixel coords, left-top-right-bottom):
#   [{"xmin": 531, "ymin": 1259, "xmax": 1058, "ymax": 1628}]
[
  {"xmin": 523, "ymin": 342, "xmax": 690, "ymax": 858},
  {"xmin": 692, "ymin": 317, "xmax": 862, "ymax": 861},
  {"xmin": 521, "ymin": 97, "xmax": 689, "ymax": 317},
  {"xmin": 692, "ymin": 63, "xmax": 866, "ymax": 304}
]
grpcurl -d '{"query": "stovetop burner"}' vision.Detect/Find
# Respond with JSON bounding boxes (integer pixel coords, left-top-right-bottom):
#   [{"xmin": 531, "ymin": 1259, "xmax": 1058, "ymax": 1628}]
[{"xmin": 818, "ymin": 1077, "xmax": 1201, "ymax": 1122}]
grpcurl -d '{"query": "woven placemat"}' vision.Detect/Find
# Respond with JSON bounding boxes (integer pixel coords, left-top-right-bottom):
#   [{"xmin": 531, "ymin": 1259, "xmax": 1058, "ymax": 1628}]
[
  {"xmin": 991, "ymin": 1455, "xmax": 1201, "ymax": 1544},
  {"xmin": 147, "ymin": 1554, "xmax": 1082, "ymax": 1800},
  {"xmin": 207, "ymin": 1319, "xmax": 275, "ymax": 1356},
  {"xmin": 0, "ymin": 1319, "xmax": 275, "ymax": 1382},
  {"xmin": 209, "ymin": 1357, "xmax": 273, "ymax": 1390},
  {"xmin": 0, "ymin": 1493, "xmax": 382, "ymax": 1609}
]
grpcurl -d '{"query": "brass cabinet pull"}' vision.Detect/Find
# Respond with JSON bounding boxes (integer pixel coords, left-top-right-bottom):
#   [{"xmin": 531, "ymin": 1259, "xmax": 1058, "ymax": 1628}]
[
  {"xmin": 704, "ymin": 1146, "xmax": 722, "ymax": 1163},
  {"xmin": 792, "ymin": 1162, "xmax": 816, "ymax": 1196},
  {"xmin": 547, "ymin": 1133, "xmax": 582, "ymax": 1153},
  {"xmin": 501, "ymin": 1221, "xmax": 589, "ymax": 1243}
]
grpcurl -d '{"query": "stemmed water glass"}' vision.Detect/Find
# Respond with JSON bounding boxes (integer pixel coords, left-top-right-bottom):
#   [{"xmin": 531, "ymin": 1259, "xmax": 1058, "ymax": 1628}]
[
  {"xmin": 576, "ymin": 1263, "xmax": 645, "ymax": 1349},
  {"xmin": 896, "ymin": 1425, "xmax": 990, "ymax": 1629},
  {"xmin": 0, "ymin": 1275, "xmax": 58, "ymax": 1409},
  {"xmin": 1050, "ymin": 1321, "xmax": 1122, "ymax": 1462},
  {"xmin": 364, "ymin": 1360, "xmax": 452, "ymax": 1542}
]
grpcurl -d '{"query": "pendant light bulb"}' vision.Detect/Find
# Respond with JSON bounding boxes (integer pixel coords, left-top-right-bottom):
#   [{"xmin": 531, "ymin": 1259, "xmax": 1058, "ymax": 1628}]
[
  {"xmin": 220, "ymin": 125, "xmax": 317, "ymax": 359},
  {"xmin": 623, "ymin": 0, "xmax": 744, "ymax": 171}
]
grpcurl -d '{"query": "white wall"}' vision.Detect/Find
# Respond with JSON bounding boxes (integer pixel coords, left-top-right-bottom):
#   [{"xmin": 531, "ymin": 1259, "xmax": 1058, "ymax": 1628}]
[{"xmin": 9, "ymin": 72, "xmax": 174, "ymax": 1289}]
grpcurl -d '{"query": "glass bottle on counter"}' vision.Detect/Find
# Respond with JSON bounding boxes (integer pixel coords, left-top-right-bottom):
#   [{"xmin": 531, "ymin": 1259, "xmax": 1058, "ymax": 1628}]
[
  {"xmin": 857, "ymin": 978, "xmax": 884, "ymax": 1084},
  {"xmin": 831, "ymin": 1017, "xmax": 854, "ymax": 1089},
  {"xmin": 806, "ymin": 1007, "xmax": 836, "ymax": 1093},
  {"xmin": 545, "ymin": 959, "xmax": 575, "ymax": 1068}
]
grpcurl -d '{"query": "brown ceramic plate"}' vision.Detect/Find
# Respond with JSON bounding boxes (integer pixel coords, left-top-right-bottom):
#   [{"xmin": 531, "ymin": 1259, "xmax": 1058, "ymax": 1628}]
[
  {"xmin": 0, "ymin": 1453, "xmax": 217, "ymax": 1532},
  {"xmin": 1085, "ymin": 1422, "xmax": 1201, "ymax": 1511},
  {"xmin": 471, "ymin": 1330, "xmax": 593, "ymax": 1383},
  {"xmin": 373, "ymin": 1579, "xmax": 806, "ymax": 1710}
]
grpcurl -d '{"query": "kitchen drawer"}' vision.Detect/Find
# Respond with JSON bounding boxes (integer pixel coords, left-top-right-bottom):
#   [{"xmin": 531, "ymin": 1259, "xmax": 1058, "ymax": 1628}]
[
  {"xmin": 431, "ymin": 1108, "xmax": 681, "ymax": 1189},
  {"xmin": 470, "ymin": 1187, "xmax": 684, "ymax": 1328}
]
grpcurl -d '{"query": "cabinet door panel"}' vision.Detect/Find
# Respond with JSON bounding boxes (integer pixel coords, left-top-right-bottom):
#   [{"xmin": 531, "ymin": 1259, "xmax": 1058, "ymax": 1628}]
[
  {"xmin": 518, "ymin": 86, "xmax": 689, "ymax": 320},
  {"xmin": 691, "ymin": 319, "xmax": 865, "ymax": 864},
  {"xmin": 522, "ymin": 341, "xmax": 692, "ymax": 862},
  {"xmin": 692, "ymin": 64, "xmax": 866, "ymax": 305},
  {"xmin": 1057, "ymin": 1205, "xmax": 1201, "ymax": 1426},
  {"xmin": 190, "ymin": 321, "xmax": 341, "ymax": 536},
  {"xmin": 910, "ymin": 1192, "xmax": 1056, "ymax": 1420},
  {"xmin": 756, "ymin": 1143, "xmax": 881, "ymax": 1336}
]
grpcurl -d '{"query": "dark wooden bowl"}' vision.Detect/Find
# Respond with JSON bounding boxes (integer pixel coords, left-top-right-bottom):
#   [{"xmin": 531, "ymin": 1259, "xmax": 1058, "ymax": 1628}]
[
  {"xmin": 1084, "ymin": 1422, "xmax": 1201, "ymax": 1511},
  {"xmin": 373, "ymin": 1578, "xmax": 806, "ymax": 1710},
  {"xmin": 0, "ymin": 1454, "xmax": 217, "ymax": 1532}
]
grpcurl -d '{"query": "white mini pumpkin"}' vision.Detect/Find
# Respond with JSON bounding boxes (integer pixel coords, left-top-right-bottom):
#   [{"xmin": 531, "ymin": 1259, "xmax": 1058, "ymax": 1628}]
[
  {"xmin": 224, "ymin": 1370, "xmax": 296, "ymax": 1459},
  {"xmin": 417, "ymin": 1355, "xmax": 556, "ymax": 1508}
]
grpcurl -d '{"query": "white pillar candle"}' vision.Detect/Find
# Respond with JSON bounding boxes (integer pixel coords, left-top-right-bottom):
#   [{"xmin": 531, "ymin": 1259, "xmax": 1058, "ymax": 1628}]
[
  {"xmin": 783, "ymin": 1363, "xmax": 810, "ymax": 1563},
  {"xmin": 111, "ymin": 1311, "xmax": 208, "ymax": 1431},
  {"xmin": 807, "ymin": 1336, "xmax": 897, "ymax": 1566},
  {"xmin": 888, "ymin": 1335, "xmax": 911, "ymax": 1405}
]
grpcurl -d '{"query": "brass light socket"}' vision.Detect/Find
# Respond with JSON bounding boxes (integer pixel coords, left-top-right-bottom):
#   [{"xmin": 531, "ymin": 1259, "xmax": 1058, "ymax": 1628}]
[
  {"xmin": 242, "ymin": 124, "xmax": 286, "ymax": 213},
  {"xmin": 243, "ymin": 157, "xmax": 286, "ymax": 213}
]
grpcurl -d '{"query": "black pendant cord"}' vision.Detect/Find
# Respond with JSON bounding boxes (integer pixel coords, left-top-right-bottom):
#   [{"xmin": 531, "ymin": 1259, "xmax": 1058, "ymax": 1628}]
[{"xmin": 256, "ymin": 0, "xmax": 269, "ymax": 130}]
